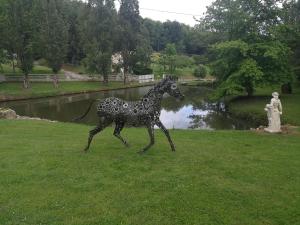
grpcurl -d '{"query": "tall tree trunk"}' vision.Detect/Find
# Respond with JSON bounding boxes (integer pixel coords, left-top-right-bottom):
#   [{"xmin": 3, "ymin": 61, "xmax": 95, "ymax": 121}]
[
  {"xmin": 53, "ymin": 74, "xmax": 59, "ymax": 88},
  {"xmin": 246, "ymin": 85, "xmax": 254, "ymax": 97},
  {"xmin": 281, "ymin": 83, "xmax": 292, "ymax": 94},
  {"xmin": 23, "ymin": 74, "xmax": 29, "ymax": 89},
  {"xmin": 12, "ymin": 58, "xmax": 15, "ymax": 74},
  {"xmin": 123, "ymin": 67, "xmax": 128, "ymax": 85},
  {"xmin": 103, "ymin": 73, "xmax": 109, "ymax": 85}
]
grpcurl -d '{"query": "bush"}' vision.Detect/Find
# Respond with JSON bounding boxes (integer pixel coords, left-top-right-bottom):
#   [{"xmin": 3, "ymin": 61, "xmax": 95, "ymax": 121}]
[
  {"xmin": 194, "ymin": 64, "xmax": 207, "ymax": 78},
  {"xmin": 133, "ymin": 64, "xmax": 153, "ymax": 75}
]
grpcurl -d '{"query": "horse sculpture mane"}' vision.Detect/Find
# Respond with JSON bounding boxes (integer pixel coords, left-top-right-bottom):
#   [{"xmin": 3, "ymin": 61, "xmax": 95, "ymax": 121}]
[{"xmin": 75, "ymin": 76, "xmax": 184, "ymax": 153}]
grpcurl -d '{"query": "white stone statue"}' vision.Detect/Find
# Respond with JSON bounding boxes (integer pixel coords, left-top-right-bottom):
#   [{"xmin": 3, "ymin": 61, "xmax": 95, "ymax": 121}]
[{"xmin": 264, "ymin": 92, "xmax": 283, "ymax": 133}]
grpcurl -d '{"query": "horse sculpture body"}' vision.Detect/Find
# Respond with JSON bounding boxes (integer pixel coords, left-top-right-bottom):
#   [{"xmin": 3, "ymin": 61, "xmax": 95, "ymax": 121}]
[{"xmin": 76, "ymin": 76, "xmax": 184, "ymax": 153}]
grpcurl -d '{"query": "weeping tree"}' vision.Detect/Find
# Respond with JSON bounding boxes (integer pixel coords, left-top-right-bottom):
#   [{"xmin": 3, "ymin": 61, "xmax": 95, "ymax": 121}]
[
  {"xmin": 82, "ymin": 0, "xmax": 117, "ymax": 85},
  {"xmin": 204, "ymin": 0, "xmax": 293, "ymax": 97},
  {"xmin": 210, "ymin": 40, "xmax": 292, "ymax": 97},
  {"xmin": 40, "ymin": 0, "xmax": 68, "ymax": 88}
]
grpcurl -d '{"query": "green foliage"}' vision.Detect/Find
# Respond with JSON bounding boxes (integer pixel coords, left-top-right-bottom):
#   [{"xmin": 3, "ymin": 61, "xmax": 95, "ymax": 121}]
[
  {"xmin": 0, "ymin": 0, "xmax": 39, "ymax": 88},
  {"xmin": 39, "ymin": 0, "xmax": 68, "ymax": 74},
  {"xmin": 210, "ymin": 40, "xmax": 292, "ymax": 97},
  {"xmin": 204, "ymin": 0, "xmax": 282, "ymax": 41},
  {"xmin": 132, "ymin": 64, "xmax": 153, "ymax": 75},
  {"xmin": 118, "ymin": 0, "xmax": 141, "ymax": 77},
  {"xmin": 175, "ymin": 55, "xmax": 195, "ymax": 68},
  {"xmin": 164, "ymin": 43, "xmax": 177, "ymax": 74},
  {"xmin": 81, "ymin": 0, "xmax": 117, "ymax": 84},
  {"xmin": 0, "ymin": 49, "xmax": 8, "ymax": 71},
  {"xmin": 193, "ymin": 64, "xmax": 208, "ymax": 79},
  {"xmin": 82, "ymin": 40, "xmax": 113, "ymax": 78}
]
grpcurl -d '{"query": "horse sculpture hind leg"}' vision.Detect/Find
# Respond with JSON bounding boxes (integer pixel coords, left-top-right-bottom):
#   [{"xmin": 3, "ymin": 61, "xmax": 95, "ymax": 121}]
[
  {"xmin": 83, "ymin": 117, "xmax": 112, "ymax": 152},
  {"xmin": 113, "ymin": 121, "xmax": 129, "ymax": 147},
  {"xmin": 138, "ymin": 123, "xmax": 155, "ymax": 154}
]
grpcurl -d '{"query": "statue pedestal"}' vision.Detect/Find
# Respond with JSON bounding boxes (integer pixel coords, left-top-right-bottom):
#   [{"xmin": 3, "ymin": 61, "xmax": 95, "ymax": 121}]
[{"xmin": 264, "ymin": 127, "xmax": 282, "ymax": 133}]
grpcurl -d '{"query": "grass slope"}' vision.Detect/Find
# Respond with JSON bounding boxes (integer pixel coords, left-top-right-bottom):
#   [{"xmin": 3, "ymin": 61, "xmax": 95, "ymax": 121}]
[
  {"xmin": 0, "ymin": 120, "xmax": 300, "ymax": 225},
  {"xmin": 0, "ymin": 64, "xmax": 61, "ymax": 75},
  {"xmin": 0, "ymin": 82, "xmax": 143, "ymax": 100}
]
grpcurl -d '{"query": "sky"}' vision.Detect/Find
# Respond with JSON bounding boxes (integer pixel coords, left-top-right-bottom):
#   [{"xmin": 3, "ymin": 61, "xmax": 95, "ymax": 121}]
[{"xmin": 116, "ymin": 0, "xmax": 215, "ymax": 27}]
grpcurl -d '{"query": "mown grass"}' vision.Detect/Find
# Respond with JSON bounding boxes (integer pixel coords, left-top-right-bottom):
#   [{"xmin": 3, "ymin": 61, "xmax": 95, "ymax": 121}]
[
  {"xmin": 0, "ymin": 64, "xmax": 62, "ymax": 75},
  {"xmin": 0, "ymin": 120, "xmax": 300, "ymax": 225},
  {"xmin": 228, "ymin": 84, "xmax": 300, "ymax": 126},
  {"xmin": 0, "ymin": 81, "xmax": 143, "ymax": 100}
]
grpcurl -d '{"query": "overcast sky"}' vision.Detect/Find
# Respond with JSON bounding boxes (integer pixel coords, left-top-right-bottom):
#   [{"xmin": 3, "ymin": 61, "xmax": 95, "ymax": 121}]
[{"xmin": 116, "ymin": 0, "xmax": 215, "ymax": 27}]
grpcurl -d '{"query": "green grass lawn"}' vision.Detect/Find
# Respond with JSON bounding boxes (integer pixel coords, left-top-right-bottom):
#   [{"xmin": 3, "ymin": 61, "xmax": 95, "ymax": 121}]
[
  {"xmin": 228, "ymin": 84, "xmax": 300, "ymax": 126},
  {"xmin": 0, "ymin": 64, "xmax": 62, "ymax": 75},
  {"xmin": 0, "ymin": 81, "xmax": 144, "ymax": 100},
  {"xmin": 0, "ymin": 120, "xmax": 300, "ymax": 225}
]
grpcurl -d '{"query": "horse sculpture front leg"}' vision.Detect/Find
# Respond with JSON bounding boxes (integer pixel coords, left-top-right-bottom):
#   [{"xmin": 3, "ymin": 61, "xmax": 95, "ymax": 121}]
[{"xmin": 155, "ymin": 120, "xmax": 176, "ymax": 151}]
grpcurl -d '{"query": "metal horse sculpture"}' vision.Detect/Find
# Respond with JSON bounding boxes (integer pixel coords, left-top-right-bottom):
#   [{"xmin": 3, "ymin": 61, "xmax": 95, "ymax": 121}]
[{"xmin": 75, "ymin": 76, "xmax": 184, "ymax": 153}]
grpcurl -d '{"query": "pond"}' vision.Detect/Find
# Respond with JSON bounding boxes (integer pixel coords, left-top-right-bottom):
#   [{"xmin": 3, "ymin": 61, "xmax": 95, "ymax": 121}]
[{"xmin": 0, "ymin": 85, "xmax": 254, "ymax": 130}]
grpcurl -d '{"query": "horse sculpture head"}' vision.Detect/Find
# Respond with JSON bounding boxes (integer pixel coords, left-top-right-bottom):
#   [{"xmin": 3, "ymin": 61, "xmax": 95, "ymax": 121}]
[{"xmin": 156, "ymin": 76, "xmax": 185, "ymax": 100}]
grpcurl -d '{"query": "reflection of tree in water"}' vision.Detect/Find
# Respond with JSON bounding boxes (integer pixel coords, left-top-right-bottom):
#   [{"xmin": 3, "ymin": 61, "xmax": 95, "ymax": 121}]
[
  {"xmin": 188, "ymin": 112, "xmax": 235, "ymax": 130},
  {"xmin": 188, "ymin": 103, "xmax": 251, "ymax": 130},
  {"xmin": 162, "ymin": 86, "xmax": 212, "ymax": 112}
]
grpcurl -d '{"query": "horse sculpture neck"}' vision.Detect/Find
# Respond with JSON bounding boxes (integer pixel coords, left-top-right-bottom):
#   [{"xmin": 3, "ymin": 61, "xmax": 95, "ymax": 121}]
[{"xmin": 142, "ymin": 81, "xmax": 167, "ymax": 113}]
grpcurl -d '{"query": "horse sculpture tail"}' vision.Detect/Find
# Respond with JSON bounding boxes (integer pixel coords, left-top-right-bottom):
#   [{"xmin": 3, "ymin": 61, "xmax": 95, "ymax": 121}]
[{"xmin": 72, "ymin": 100, "xmax": 96, "ymax": 122}]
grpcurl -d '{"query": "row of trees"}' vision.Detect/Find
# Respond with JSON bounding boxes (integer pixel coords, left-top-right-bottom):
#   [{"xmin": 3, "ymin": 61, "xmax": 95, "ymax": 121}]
[
  {"xmin": 1, "ymin": 0, "xmax": 299, "ymax": 97},
  {"xmin": 0, "ymin": 0, "xmax": 153, "ymax": 87}
]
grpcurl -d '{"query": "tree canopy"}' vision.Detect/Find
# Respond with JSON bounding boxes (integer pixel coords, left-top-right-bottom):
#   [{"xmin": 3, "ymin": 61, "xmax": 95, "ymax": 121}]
[{"xmin": 0, "ymin": 0, "xmax": 299, "ymax": 94}]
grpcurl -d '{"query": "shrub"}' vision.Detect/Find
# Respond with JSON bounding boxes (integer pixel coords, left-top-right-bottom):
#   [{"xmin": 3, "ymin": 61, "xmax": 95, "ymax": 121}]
[
  {"xmin": 194, "ymin": 64, "xmax": 207, "ymax": 78},
  {"xmin": 133, "ymin": 64, "xmax": 153, "ymax": 75}
]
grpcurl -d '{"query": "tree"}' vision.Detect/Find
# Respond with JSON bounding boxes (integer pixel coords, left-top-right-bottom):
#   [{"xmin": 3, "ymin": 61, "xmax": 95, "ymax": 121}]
[
  {"xmin": 0, "ymin": 0, "xmax": 18, "ymax": 74},
  {"xmin": 0, "ymin": 49, "xmax": 8, "ymax": 72},
  {"xmin": 64, "ymin": 0, "xmax": 85, "ymax": 65},
  {"xmin": 164, "ymin": 43, "xmax": 177, "ymax": 74},
  {"xmin": 4, "ymin": 0, "xmax": 37, "ymax": 88},
  {"xmin": 40, "ymin": 0, "xmax": 68, "ymax": 88},
  {"xmin": 118, "ymin": 0, "xmax": 141, "ymax": 84},
  {"xmin": 276, "ymin": 0, "xmax": 300, "ymax": 85},
  {"xmin": 204, "ymin": 0, "xmax": 294, "ymax": 96},
  {"xmin": 142, "ymin": 18, "xmax": 164, "ymax": 51},
  {"xmin": 132, "ymin": 24, "xmax": 153, "ymax": 75},
  {"xmin": 210, "ymin": 40, "xmax": 292, "ymax": 97},
  {"xmin": 194, "ymin": 65, "xmax": 208, "ymax": 79},
  {"xmin": 204, "ymin": 0, "xmax": 282, "ymax": 41},
  {"xmin": 82, "ymin": 0, "xmax": 117, "ymax": 84}
]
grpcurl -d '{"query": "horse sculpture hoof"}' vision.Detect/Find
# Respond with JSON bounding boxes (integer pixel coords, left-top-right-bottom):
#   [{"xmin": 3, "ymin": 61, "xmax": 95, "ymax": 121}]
[{"xmin": 124, "ymin": 143, "xmax": 130, "ymax": 148}]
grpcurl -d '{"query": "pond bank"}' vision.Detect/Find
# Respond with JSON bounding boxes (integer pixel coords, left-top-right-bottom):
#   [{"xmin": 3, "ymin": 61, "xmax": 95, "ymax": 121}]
[
  {"xmin": 226, "ymin": 85, "xmax": 300, "ymax": 126},
  {"xmin": 0, "ymin": 81, "xmax": 155, "ymax": 103}
]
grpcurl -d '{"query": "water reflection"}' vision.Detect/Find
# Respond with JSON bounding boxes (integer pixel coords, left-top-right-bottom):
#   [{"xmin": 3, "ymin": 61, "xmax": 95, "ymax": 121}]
[{"xmin": 0, "ymin": 86, "xmax": 253, "ymax": 130}]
